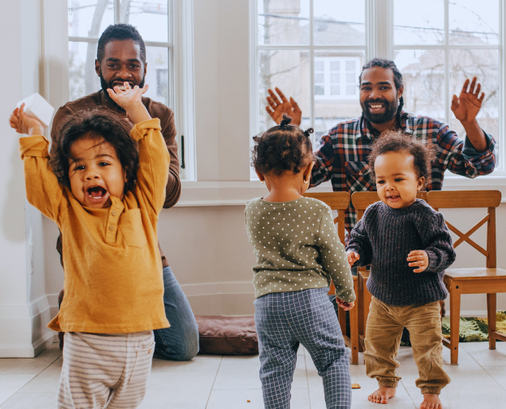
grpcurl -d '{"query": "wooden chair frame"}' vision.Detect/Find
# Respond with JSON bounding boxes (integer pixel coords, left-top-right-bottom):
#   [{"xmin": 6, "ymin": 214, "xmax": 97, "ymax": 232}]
[
  {"xmin": 303, "ymin": 192, "xmax": 360, "ymax": 364},
  {"xmin": 427, "ymin": 190, "xmax": 506, "ymax": 364}
]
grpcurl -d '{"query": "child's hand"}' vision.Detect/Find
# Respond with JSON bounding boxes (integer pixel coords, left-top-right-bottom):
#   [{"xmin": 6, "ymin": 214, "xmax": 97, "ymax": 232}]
[
  {"xmin": 336, "ymin": 298, "xmax": 355, "ymax": 311},
  {"xmin": 106, "ymin": 82, "xmax": 151, "ymax": 124},
  {"xmin": 347, "ymin": 250, "xmax": 360, "ymax": 267},
  {"xmin": 407, "ymin": 250, "xmax": 429, "ymax": 273},
  {"xmin": 9, "ymin": 104, "xmax": 44, "ymax": 136}
]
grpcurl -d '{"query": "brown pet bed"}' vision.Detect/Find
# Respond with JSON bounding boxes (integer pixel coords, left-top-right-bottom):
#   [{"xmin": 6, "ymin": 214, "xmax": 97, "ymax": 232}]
[{"xmin": 196, "ymin": 315, "xmax": 258, "ymax": 355}]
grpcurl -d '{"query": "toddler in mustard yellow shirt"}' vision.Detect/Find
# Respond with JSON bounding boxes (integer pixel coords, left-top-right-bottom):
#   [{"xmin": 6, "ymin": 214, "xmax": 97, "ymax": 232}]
[{"xmin": 10, "ymin": 83, "xmax": 169, "ymax": 409}]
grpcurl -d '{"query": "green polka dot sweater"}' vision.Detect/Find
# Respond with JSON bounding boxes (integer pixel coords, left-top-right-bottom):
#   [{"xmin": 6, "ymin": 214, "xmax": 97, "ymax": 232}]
[{"xmin": 244, "ymin": 197, "xmax": 356, "ymax": 302}]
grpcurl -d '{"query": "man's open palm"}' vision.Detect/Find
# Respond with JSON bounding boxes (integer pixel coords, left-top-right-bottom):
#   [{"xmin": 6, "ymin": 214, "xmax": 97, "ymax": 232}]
[{"xmin": 451, "ymin": 77, "xmax": 485, "ymax": 124}]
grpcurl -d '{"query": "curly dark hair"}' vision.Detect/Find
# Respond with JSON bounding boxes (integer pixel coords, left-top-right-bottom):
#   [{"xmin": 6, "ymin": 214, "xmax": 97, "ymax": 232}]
[
  {"xmin": 97, "ymin": 24, "xmax": 146, "ymax": 63},
  {"xmin": 368, "ymin": 130, "xmax": 434, "ymax": 187},
  {"xmin": 251, "ymin": 115, "xmax": 314, "ymax": 176},
  {"xmin": 50, "ymin": 110, "xmax": 139, "ymax": 193}
]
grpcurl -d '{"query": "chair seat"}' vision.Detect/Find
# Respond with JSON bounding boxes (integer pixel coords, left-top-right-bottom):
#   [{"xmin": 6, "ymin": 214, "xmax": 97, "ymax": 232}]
[{"xmin": 444, "ymin": 267, "xmax": 506, "ymax": 280}]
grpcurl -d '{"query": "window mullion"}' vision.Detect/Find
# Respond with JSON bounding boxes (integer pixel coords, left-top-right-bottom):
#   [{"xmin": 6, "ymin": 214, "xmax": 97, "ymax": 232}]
[
  {"xmin": 444, "ymin": 0, "xmax": 450, "ymax": 125},
  {"xmin": 310, "ymin": 0, "xmax": 315, "ymax": 137}
]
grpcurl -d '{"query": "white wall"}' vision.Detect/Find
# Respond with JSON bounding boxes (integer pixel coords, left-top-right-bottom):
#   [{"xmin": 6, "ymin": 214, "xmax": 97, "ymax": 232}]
[{"xmin": 1, "ymin": 0, "xmax": 506, "ymax": 357}]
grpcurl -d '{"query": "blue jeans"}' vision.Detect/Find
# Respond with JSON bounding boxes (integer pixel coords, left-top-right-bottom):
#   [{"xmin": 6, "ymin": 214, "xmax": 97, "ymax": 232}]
[{"xmin": 153, "ymin": 266, "xmax": 199, "ymax": 361}]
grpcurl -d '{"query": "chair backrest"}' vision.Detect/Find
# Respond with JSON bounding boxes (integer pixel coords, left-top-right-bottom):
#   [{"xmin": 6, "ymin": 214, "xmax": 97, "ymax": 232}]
[
  {"xmin": 303, "ymin": 192, "xmax": 350, "ymax": 243},
  {"xmin": 426, "ymin": 190, "xmax": 502, "ymax": 269}
]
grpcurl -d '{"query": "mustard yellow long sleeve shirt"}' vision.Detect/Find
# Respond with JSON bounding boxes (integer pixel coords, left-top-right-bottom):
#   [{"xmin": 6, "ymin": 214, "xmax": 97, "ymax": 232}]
[{"xmin": 20, "ymin": 119, "xmax": 170, "ymax": 334}]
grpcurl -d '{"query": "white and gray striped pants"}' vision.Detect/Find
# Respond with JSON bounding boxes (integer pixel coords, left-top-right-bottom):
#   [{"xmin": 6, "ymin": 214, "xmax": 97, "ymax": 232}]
[{"xmin": 58, "ymin": 331, "xmax": 155, "ymax": 409}]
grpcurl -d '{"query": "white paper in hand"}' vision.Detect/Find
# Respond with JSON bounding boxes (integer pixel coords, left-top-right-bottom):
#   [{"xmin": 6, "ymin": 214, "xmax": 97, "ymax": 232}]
[{"xmin": 16, "ymin": 93, "xmax": 55, "ymax": 128}]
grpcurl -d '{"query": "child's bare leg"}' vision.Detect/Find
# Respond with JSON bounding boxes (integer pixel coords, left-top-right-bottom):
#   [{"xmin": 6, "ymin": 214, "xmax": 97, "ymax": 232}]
[
  {"xmin": 420, "ymin": 393, "xmax": 442, "ymax": 409},
  {"xmin": 368, "ymin": 386, "xmax": 396, "ymax": 404}
]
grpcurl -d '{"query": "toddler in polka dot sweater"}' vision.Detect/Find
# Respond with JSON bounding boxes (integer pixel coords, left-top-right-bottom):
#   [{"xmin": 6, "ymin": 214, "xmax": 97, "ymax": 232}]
[{"xmin": 245, "ymin": 115, "xmax": 356, "ymax": 409}]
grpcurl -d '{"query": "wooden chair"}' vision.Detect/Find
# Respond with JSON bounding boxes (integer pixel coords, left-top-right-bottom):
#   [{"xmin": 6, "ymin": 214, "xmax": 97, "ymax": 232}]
[
  {"xmin": 350, "ymin": 191, "xmax": 429, "ymax": 352},
  {"xmin": 304, "ymin": 192, "xmax": 360, "ymax": 364},
  {"xmin": 427, "ymin": 190, "xmax": 506, "ymax": 364}
]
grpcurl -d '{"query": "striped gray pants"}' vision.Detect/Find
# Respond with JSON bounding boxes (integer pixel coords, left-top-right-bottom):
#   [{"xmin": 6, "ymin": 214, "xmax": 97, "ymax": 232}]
[
  {"xmin": 58, "ymin": 331, "xmax": 155, "ymax": 409},
  {"xmin": 254, "ymin": 288, "xmax": 352, "ymax": 409}
]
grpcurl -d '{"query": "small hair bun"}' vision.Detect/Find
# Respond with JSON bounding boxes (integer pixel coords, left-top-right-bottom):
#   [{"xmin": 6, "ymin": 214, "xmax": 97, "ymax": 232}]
[
  {"xmin": 280, "ymin": 114, "xmax": 292, "ymax": 127},
  {"xmin": 303, "ymin": 127, "xmax": 314, "ymax": 137}
]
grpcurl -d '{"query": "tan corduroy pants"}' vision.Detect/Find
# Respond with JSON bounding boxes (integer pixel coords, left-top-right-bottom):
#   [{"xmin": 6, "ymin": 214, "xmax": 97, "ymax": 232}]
[{"xmin": 364, "ymin": 297, "xmax": 450, "ymax": 395}]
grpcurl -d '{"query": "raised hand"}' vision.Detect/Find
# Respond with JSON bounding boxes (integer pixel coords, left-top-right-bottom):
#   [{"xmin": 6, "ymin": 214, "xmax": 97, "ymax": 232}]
[
  {"xmin": 451, "ymin": 77, "xmax": 485, "ymax": 125},
  {"xmin": 9, "ymin": 104, "xmax": 44, "ymax": 136},
  {"xmin": 265, "ymin": 87, "xmax": 302, "ymax": 126},
  {"xmin": 107, "ymin": 82, "xmax": 151, "ymax": 124},
  {"xmin": 407, "ymin": 250, "xmax": 428, "ymax": 273}
]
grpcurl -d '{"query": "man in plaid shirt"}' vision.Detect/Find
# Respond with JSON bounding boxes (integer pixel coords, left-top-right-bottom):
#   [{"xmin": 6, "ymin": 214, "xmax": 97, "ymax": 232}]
[{"xmin": 266, "ymin": 58, "xmax": 496, "ymax": 230}]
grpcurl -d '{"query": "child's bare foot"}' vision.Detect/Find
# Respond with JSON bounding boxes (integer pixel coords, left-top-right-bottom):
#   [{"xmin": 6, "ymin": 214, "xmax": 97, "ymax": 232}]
[
  {"xmin": 368, "ymin": 386, "xmax": 396, "ymax": 404},
  {"xmin": 420, "ymin": 393, "xmax": 442, "ymax": 409}
]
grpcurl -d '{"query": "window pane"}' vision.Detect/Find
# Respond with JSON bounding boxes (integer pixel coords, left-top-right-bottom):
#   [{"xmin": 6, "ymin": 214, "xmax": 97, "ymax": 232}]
[
  {"xmin": 395, "ymin": 49, "xmax": 445, "ymax": 121},
  {"xmin": 313, "ymin": 52, "xmax": 364, "ymax": 145},
  {"xmin": 258, "ymin": 50, "xmax": 309, "ymax": 132},
  {"xmin": 313, "ymin": 0, "xmax": 365, "ymax": 45},
  {"xmin": 315, "ymin": 73, "xmax": 324, "ymax": 83},
  {"xmin": 315, "ymin": 85, "xmax": 324, "ymax": 95},
  {"xmin": 315, "ymin": 60, "xmax": 324, "ymax": 71},
  {"xmin": 449, "ymin": 0, "xmax": 499, "ymax": 45},
  {"xmin": 394, "ymin": 0, "xmax": 444, "ymax": 45},
  {"xmin": 330, "ymin": 61, "xmax": 340, "ymax": 71},
  {"xmin": 68, "ymin": 0, "xmax": 114, "ymax": 39},
  {"xmin": 449, "ymin": 49, "xmax": 499, "ymax": 146},
  {"xmin": 69, "ymin": 41, "xmax": 101, "ymax": 100},
  {"xmin": 330, "ymin": 73, "xmax": 339, "ymax": 83},
  {"xmin": 127, "ymin": 1, "xmax": 169, "ymax": 43},
  {"xmin": 144, "ymin": 46, "xmax": 169, "ymax": 106},
  {"xmin": 258, "ymin": 0, "xmax": 310, "ymax": 45}
]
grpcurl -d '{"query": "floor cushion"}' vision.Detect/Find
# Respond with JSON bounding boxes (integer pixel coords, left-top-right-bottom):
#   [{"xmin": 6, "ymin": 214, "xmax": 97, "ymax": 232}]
[{"xmin": 196, "ymin": 315, "xmax": 258, "ymax": 355}]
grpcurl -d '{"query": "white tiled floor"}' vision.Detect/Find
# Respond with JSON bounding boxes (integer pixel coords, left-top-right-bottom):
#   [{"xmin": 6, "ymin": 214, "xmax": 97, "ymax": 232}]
[{"xmin": 1, "ymin": 341, "xmax": 505, "ymax": 408}]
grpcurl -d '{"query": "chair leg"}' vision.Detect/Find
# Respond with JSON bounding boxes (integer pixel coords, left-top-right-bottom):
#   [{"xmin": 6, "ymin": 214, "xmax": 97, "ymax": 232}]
[
  {"xmin": 338, "ymin": 307, "xmax": 347, "ymax": 338},
  {"xmin": 487, "ymin": 293, "xmax": 497, "ymax": 350},
  {"xmin": 349, "ymin": 278, "xmax": 359, "ymax": 365},
  {"xmin": 449, "ymin": 292, "xmax": 461, "ymax": 365},
  {"xmin": 349, "ymin": 297, "xmax": 359, "ymax": 365}
]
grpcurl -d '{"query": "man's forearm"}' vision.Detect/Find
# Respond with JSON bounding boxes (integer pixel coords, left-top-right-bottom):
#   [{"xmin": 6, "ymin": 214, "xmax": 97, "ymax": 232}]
[{"xmin": 461, "ymin": 119, "xmax": 487, "ymax": 152}]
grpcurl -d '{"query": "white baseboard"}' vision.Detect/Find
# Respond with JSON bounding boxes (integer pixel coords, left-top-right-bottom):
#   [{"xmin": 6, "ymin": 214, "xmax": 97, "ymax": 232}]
[{"xmin": 0, "ymin": 295, "xmax": 55, "ymax": 357}]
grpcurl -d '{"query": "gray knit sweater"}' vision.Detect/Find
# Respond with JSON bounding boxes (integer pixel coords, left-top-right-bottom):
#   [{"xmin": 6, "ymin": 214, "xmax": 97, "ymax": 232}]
[
  {"xmin": 244, "ymin": 197, "xmax": 356, "ymax": 302},
  {"xmin": 346, "ymin": 199, "xmax": 456, "ymax": 306}
]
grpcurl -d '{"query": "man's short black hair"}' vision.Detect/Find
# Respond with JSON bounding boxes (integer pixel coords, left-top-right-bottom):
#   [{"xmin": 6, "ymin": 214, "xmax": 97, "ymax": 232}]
[
  {"xmin": 97, "ymin": 24, "xmax": 146, "ymax": 63},
  {"xmin": 360, "ymin": 58, "xmax": 404, "ymax": 91}
]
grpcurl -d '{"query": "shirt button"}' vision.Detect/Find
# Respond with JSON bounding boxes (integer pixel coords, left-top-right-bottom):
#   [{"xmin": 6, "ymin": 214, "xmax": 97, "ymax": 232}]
[
  {"xmin": 112, "ymin": 211, "xmax": 117, "ymax": 216},
  {"xmin": 109, "ymin": 226, "xmax": 114, "ymax": 231}
]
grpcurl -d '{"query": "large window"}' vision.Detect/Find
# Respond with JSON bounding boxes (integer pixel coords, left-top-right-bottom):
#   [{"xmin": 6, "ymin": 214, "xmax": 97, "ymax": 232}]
[
  {"xmin": 251, "ymin": 0, "xmax": 504, "ymax": 174},
  {"xmin": 67, "ymin": 0, "xmax": 195, "ymax": 180}
]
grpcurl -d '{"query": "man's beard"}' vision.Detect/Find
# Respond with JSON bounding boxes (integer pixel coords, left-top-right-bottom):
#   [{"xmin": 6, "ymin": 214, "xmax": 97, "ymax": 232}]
[{"xmin": 361, "ymin": 98, "xmax": 399, "ymax": 124}]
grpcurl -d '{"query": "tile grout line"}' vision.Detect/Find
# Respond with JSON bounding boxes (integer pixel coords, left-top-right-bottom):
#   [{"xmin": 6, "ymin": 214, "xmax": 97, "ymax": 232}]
[{"xmin": 205, "ymin": 356, "xmax": 224, "ymax": 409}]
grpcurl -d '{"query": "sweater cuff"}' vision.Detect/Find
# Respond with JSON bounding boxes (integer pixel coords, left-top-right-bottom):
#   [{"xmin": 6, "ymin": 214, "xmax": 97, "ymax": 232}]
[
  {"xmin": 130, "ymin": 118, "xmax": 162, "ymax": 141},
  {"xmin": 425, "ymin": 249, "xmax": 439, "ymax": 272},
  {"xmin": 19, "ymin": 135, "xmax": 50, "ymax": 159}
]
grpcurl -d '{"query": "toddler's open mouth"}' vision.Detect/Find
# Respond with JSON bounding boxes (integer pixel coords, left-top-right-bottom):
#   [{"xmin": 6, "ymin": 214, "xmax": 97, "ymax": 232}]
[{"xmin": 87, "ymin": 186, "xmax": 107, "ymax": 199}]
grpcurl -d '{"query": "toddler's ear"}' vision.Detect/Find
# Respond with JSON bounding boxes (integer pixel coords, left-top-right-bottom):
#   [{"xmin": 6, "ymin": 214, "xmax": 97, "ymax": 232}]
[{"xmin": 416, "ymin": 176, "xmax": 425, "ymax": 191}]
